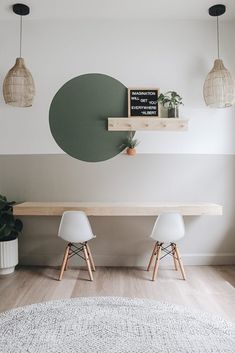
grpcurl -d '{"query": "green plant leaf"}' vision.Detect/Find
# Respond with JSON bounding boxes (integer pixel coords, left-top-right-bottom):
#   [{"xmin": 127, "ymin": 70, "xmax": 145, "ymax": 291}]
[
  {"xmin": 0, "ymin": 224, "xmax": 12, "ymax": 237},
  {"xmin": 15, "ymin": 219, "xmax": 23, "ymax": 232},
  {"xmin": 157, "ymin": 90, "xmax": 183, "ymax": 108},
  {"xmin": 0, "ymin": 195, "xmax": 23, "ymax": 241}
]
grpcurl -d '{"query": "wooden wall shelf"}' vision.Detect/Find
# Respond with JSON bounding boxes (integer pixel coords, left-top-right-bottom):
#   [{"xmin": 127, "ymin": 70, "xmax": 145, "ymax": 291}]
[
  {"xmin": 108, "ymin": 117, "xmax": 188, "ymax": 131},
  {"xmin": 13, "ymin": 202, "xmax": 222, "ymax": 216}
]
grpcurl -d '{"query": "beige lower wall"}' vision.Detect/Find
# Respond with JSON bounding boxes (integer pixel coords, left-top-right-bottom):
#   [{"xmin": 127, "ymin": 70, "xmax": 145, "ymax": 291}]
[{"xmin": 0, "ymin": 154, "xmax": 235, "ymax": 266}]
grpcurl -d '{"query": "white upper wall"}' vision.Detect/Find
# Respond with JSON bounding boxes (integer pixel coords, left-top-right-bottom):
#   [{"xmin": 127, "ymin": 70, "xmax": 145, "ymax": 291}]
[
  {"xmin": 1, "ymin": 0, "xmax": 235, "ymax": 20},
  {"xmin": 0, "ymin": 18, "xmax": 234, "ymax": 155}
]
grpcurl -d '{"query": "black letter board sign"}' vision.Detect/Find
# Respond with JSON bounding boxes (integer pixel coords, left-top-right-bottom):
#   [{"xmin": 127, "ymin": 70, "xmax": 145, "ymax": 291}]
[{"xmin": 128, "ymin": 88, "xmax": 159, "ymax": 117}]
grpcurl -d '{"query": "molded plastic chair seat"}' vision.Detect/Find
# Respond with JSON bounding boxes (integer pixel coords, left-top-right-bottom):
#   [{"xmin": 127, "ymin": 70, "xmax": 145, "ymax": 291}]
[
  {"xmin": 147, "ymin": 213, "xmax": 186, "ymax": 281},
  {"xmin": 58, "ymin": 211, "xmax": 96, "ymax": 243},
  {"xmin": 58, "ymin": 211, "xmax": 96, "ymax": 281},
  {"xmin": 150, "ymin": 213, "xmax": 185, "ymax": 243}
]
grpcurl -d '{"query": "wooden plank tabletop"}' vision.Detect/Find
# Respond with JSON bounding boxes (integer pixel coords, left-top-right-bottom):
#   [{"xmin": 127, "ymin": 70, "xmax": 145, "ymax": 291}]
[{"xmin": 13, "ymin": 202, "xmax": 223, "ymax": 216}]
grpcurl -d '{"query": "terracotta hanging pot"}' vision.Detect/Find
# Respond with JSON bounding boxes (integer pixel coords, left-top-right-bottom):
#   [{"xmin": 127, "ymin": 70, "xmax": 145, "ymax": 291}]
[{"xmin": 126, "ymin": 147, "xmax": 136, "ymax": 156}]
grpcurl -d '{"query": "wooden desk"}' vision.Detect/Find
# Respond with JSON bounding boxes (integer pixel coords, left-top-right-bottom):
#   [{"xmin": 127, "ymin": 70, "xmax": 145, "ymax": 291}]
[{"xmin": 13, "ymin": 202, "xmax": 223, "ymax": 216}]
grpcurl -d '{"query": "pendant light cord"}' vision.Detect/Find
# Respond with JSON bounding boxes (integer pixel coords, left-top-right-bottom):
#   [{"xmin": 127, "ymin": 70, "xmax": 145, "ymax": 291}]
[
  {"xmin": 19, "ymin": 15, "xmax": 22, "ymax": 57},
  {"xmin": 216, "ymin": 15, "xmax": 220, "ymax": 59}
]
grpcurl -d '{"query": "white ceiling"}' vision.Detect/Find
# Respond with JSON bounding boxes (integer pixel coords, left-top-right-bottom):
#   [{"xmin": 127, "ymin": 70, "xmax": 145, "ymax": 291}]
[{"xmin": 0, "ymin": 0, "xmax": 235, "ymax": 20}]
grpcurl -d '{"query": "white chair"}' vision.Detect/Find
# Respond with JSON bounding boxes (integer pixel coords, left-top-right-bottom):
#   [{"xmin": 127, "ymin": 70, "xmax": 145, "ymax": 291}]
[
  {"xmin": 147, "ymin": 213, "xmax": 186, "ymax": 281},
  {"xmin": 58, "ymin": 211, "xmax": 96, "ymax": 281}
]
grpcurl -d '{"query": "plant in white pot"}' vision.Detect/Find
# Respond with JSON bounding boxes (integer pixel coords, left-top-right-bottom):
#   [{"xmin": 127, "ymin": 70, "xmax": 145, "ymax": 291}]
[{"xmin": 0, "ymin": 195, "xmax": 23, "ymax": 275}]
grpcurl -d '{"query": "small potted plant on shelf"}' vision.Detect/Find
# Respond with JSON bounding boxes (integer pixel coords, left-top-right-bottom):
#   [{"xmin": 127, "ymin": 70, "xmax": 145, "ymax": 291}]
[
  {"xmin": 0, "ymin": 194, "xmax": 23, "ymax": 275},
  {"xmin": 157, "ymin": 91, "xmax": 183, "ymax": 118},
  {"xmin": 121, "ymin": 132, "xmax": 140, "ymax": 156}
]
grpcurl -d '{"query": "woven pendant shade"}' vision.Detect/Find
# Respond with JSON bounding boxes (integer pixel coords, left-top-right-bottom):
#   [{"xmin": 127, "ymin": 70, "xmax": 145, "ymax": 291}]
[
  {"xmin": 3, "ymin": 58, "xmax": 35, "ymax": 107},
  {"xmin": 203, "ymin": 59, "xmax": 235, "ymax": 108}
]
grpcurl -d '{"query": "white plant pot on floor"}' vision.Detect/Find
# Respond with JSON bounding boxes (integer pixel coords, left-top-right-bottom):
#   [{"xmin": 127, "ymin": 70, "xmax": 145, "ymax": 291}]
[{"xmin": 0, "ymin": 238, "xmax": 18, "ymax": 275}]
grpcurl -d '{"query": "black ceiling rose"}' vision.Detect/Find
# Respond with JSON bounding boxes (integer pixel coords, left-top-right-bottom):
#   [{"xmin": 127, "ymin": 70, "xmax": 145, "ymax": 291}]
[
  {"xmin": 209, "ymin": 4, "xmax": 226, "ymax": 17},
  {"xmin": 13, "ymin": 3, "xmax": 30, "ymax": 16}
]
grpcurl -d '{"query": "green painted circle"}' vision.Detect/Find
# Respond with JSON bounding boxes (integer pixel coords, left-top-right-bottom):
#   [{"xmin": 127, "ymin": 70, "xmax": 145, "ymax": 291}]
[{"xmin": 49, "ymin": 73, "xmax": 129, "ymax": 162}]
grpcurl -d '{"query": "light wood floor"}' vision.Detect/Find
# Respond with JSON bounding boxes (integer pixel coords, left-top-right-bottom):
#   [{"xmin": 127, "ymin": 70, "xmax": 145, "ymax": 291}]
[{"xmin": 0, "ymin": 266, "xmax": 234, "ymax": 322}]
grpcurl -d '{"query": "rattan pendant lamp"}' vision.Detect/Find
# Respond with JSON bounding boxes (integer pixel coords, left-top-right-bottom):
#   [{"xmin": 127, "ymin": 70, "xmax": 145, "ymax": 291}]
[
  {"xmin": 3, "ymin": 3, "xmax": 35, "ymax": 107},
  {"xmin": 203, "ymin": 4, "xmax": 234, "ymax": 108}
]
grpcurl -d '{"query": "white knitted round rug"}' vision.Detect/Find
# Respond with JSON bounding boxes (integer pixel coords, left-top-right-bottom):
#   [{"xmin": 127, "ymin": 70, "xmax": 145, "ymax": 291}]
[{"xmin": 0, "ymin": 297, "xmax": 234, "ymax": 352}]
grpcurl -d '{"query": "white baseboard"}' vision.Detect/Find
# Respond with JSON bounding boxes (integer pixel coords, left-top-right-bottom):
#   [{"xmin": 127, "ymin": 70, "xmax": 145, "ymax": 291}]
[
  {"xmin": 19, "ymin": 253, "xmax": 235, "ymax": 267},
  {"xmin": 177, "ymin": 253, "xmax": 235, "ymax": 266}
]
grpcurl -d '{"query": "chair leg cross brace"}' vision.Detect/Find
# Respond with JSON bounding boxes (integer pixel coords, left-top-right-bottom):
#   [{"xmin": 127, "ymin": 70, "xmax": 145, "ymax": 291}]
[
  {"xmin": 147, "ymin": 242, "xmax": 186, "ymax": 281},
  {"xmin": 59, "ymin": 242, "xmax": 95, "ymax": 281}
]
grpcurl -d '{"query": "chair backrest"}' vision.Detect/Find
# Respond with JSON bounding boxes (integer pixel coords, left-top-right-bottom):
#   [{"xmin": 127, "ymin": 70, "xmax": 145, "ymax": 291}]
[
  {"xmin": 150, "ymin": 213, "xmax": 185, "ymax": 243},
  {"xmin": 58, "ymin": 211, "xmax": 94, "ymax": 243}
]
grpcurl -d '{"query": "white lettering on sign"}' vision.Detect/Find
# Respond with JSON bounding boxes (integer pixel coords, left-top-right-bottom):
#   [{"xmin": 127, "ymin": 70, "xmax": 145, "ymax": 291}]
[
  {"xmin": 132, "ymin": 91, "xmax": 155, "ymax": 95},
  {"xmin": 141, "ymin": 111, "xmax": 156, "ymax": 115},
  {"xmin": 131, "ymin": 106, "xmax": 156, "ymax": 110}
]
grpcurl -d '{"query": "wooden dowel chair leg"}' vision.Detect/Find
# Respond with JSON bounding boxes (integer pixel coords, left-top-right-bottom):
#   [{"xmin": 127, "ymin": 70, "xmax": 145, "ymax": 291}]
[
  {"xmin": 171, "ymin": 243, "xmax": 178, "ymax": 271},
  {"xmin": 147, "ymin": 242, "xmax": 158, "ymax": 271},
  {"xmin": 58, "ymin": 244, "xmax": 70, "ymax": 281},
  {"xmin": 86, "ymin": 243, "xmax": 96, "ymax": 271},
  {"xmin": 152, "ymin": 244, "xmax": 162, "ymax": 281},
  {"xmin": 65, "ymin": 244, "xmax": 71, "ymax": 271},
  {"xmin": 83, "ymin": 245, "xmax": 93, "ymax": 281},
  {"xmin": 174, "ymin": 244, "xmax": 186, "ymax": 280}
]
